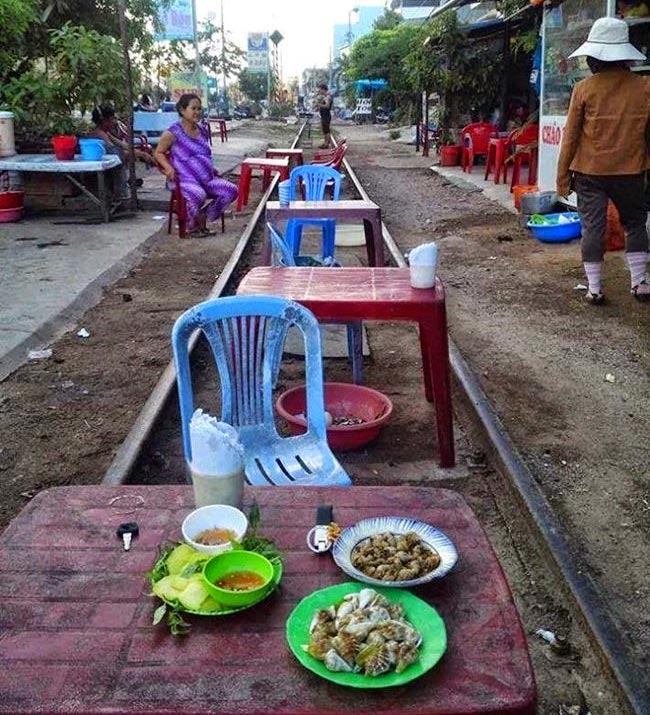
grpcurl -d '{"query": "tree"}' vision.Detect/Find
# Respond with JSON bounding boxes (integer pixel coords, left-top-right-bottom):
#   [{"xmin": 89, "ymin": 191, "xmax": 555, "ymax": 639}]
[
  {"xmin": 373, "ymin": 8, "xmax": 401, "ymax": 31},
  {"xmin": 404, "ymin": 13, "xmax": 503, "ymax": 135},
  {"xmin": 159, "ymin": 20, "xmax": 245, "ymax": 83},
  {"xmin": 345, "ymin": 23, "xmax": 419, "ymax": 110},
  {"xmin": 238, "ymin": 69, "xmax": 273, "ymax": 103}
]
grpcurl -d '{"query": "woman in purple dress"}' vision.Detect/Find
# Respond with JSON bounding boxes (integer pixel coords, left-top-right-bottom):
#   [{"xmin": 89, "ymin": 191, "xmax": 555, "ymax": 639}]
[{"xmin": 155, "ymin": 94, "xmax": 238, "ymax": 236}]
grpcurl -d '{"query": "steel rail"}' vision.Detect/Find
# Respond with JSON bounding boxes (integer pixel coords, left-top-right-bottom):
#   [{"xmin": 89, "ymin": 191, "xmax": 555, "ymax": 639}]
[
  {"xmin": 339, "ymin": 146, "xmax": 648, "ymax": 715},
  {"xmin": 103, "ymin": 121, "xmax": 306, "ymax": 485}
]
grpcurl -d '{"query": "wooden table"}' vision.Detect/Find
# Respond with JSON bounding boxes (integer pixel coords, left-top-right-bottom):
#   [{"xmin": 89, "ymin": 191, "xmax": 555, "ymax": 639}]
[
  {"xmin": 0, "ymin": 154, "xmax": 122, "ymax": 222},
  {"xmin": 238, "ymin": 267, "xmax": 454, "ymax": 467},
  {"xmin": 0, "ymin": 485, "xmax": 535, "ymax": 715},
  {"xmin": 264, "ymin": 199, "xmax": 384, "ymax": 267}
]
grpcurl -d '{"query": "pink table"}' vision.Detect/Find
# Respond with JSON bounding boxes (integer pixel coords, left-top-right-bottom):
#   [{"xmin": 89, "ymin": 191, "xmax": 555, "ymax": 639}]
[
  {"xmin": 238, "ymin": 267, "xmax": 454, "ymax": 467},
  {"xmin": 0, "ymin": 485, "xmax": 535, "ymax": 715},
  {"xmin": 264, "ymin": 199, "xmax": 385, "ymax": 267}
]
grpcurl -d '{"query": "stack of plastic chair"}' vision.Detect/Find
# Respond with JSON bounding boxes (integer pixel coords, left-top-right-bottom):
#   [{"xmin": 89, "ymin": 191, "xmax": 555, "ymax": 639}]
[
  {"xmin": 503, "ymin": 123, "xmax": 539, "ymax": 191},
  {"xmin": 285, "ymin": 164, "xmax": 342, "ymax": 263},
  {"xmin": 268, "ymin": 223, "xmax": 363, "ymax": 384},
  {"xmin": 460, "ymin": 123, "xmax": 499, "ymax": 173},
  {"xmin": 172, "ymin": 295, "xmax": 351, "ymax": 487}
]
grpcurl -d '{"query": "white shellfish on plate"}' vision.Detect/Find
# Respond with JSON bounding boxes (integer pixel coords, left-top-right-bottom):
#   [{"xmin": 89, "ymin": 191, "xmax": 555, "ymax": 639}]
[{"xmin": 332, "ymin": 516, "xmax": 458, "ymax": 588}]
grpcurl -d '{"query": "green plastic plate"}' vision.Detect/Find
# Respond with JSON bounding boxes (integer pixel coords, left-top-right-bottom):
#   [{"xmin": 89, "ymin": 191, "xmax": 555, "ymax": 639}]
[
  {"xmin": 286, "ymin": 582, "xmax": 447, "ymax": 688},
  {"xmin": 150, "ymin": 552, "xmax": 283, "ymax": 617}
]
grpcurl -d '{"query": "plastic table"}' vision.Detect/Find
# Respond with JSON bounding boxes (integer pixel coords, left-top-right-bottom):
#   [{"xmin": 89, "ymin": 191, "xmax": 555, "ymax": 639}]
[
  {"xmin": 264, "ymin": 200, "xmax": 385, "ymax": 267},
  {"xmin": 265, "ymin": 147, "xmax": 304, "ymax": 168},
  {"xmin": 0, "ymin": 485, "xmax": 536, "ymax": 715},
  {"xmin": 0, "ymin": 153, "xmax": 122, "ymax": 222},
  {"xmin": 238, "ymin": 266, "xmax": 454, "ymax": 467},
  {"xmin": 236, "ymin": 157, "xmax": 290, "ymax": 212}
]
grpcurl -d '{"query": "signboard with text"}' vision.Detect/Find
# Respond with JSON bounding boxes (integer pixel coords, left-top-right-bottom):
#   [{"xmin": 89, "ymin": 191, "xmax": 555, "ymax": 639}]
[
  {"xmin": 155, "ymin": 0, "xmax": 194, "ymax": 41},
  {"xmin": 247, "ymin": 32, "xmax": 269, "ymax": 73},
  {"xmin": 538, "ymin": 115, "xmax": 565, "ymax": 192},
  {"xmin": 169, "ymin": 72, "xmax": 208, "ymax": 106}
]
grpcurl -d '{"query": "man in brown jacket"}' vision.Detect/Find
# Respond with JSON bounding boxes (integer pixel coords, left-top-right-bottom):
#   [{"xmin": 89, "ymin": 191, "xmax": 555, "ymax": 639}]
[{"xmin": 557, "ymin": 17, "xmax": 650, "ymax": 304}]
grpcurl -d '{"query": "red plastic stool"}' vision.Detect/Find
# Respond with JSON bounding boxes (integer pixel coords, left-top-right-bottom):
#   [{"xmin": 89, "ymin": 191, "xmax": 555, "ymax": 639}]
[
  {"xmin": 484, "ymin": 137, "xmax": 509, "ymax": 184},
  {"xmin": 236, "ymin": 157, "xmax": 290, "ymax": 212},
  {"xmin": 509, "ymin": 146, "xmax": 538, "ymax": 192}
]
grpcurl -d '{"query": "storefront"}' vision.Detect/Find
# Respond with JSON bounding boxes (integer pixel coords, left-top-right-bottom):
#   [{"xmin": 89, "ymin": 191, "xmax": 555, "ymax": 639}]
[{"xmin": 538, "ymin": 0, "xmax": 650, "ymax": 198}]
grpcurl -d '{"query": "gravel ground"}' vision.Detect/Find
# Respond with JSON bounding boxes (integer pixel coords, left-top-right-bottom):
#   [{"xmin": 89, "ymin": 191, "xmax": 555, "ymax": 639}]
[{"xmin": 343, "ymin": 122, "xmax": 650, "ymax": 684}]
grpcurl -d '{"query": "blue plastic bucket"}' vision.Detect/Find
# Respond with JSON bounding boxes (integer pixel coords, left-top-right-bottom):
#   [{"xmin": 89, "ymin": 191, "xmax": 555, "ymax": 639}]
[{"xmin": 79, "ymin": 138, "xmax": 106, "ymax": 161}]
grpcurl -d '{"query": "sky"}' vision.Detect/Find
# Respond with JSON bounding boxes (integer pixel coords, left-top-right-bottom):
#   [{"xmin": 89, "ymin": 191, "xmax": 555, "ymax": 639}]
[{"xmin": 196, "ymin": 0, "xmax": 385, "ymax": 80}]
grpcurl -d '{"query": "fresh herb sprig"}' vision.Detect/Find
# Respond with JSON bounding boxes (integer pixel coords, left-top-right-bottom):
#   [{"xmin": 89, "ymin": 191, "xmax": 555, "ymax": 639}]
[{"xmin": 240, "ymin": 500, "xmax": 282, "ymax": 563}]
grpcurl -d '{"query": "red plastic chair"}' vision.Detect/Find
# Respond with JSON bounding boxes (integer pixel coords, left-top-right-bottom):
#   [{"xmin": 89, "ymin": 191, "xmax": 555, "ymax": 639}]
[
  {"xmin": 498, "ymin": 124, "xmax": 539, "ymax": 191},
  {"xmin": 156, "ymin": 155, "xmax": 226, "ymax": 238},
  {"xmin": 460, "ymin": 123, "xmax": 498, "ymax": 173}
]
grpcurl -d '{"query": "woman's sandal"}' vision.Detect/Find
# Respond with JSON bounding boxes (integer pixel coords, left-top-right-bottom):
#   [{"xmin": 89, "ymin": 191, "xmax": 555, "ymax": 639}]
[
  {"xmin": 631, "ymin": 279, "xmax": 650, "ymax": 302},
  {"xmin": 585, "ymin": 290, "xmax": 605, "ymax": 305}
]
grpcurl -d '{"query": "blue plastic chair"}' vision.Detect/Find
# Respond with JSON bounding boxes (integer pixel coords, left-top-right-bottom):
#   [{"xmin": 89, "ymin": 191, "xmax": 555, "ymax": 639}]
[
  {"xmin": 285, "ymin": 165, "xmax": 342, "ymax": 262},
  {"xmin": 172, "ymin": 295, "xmax": 351, "ymax": 487},
  {"xmin": 268, "ymin": 223, "xmax": 363, "ymax": 384}
]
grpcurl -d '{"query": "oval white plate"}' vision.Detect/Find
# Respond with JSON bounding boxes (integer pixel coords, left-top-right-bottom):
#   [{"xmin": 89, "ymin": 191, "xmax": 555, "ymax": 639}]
[{"xmin": 332, "ymin": 516, "xmax": 458, "ymax": 588}]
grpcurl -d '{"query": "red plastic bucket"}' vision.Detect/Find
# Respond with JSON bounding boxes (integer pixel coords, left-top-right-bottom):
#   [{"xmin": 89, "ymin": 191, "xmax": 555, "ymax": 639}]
[
  {"xmin": 0, "ymin": 190, "xmax": 24, "ymax": 210},
  {"xmin": 51, "ymin": 135, "xmax": 77, "ymax": 161}
]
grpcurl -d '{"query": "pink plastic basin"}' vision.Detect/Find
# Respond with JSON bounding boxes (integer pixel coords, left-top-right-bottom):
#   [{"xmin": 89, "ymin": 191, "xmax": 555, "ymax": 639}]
[
  {"xmin": 0, "ymin": 207, "xmax": 23, "ymax": 223},
  {"xmin": 276, "ymin": 382, "xmax": 393, "ymax": 452}
]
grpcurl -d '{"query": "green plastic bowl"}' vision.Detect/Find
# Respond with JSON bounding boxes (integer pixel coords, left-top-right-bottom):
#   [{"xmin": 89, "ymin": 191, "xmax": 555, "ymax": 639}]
[{"xmin": 202, "ymin": 550, "xmax": 275, "ymax": 607}]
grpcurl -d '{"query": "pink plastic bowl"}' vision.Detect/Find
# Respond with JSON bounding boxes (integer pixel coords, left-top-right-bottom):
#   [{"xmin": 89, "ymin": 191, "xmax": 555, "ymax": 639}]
[
  {"xmin": 0, "ymin": 207, "xmax": 23, "ymax": 223},
  {"xmin": 276, "ymin": 382, "xmax": 393, "ymax": 452}
]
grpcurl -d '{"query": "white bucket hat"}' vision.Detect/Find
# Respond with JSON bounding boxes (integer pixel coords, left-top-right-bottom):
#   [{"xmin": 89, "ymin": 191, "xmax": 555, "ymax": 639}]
[{"xmin": 569, "ymin": 17, "xmax": 646, "ymax": 62}]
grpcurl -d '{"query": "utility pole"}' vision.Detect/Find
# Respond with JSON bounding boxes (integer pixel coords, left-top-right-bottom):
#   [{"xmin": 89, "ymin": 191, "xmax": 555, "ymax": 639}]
[
  {"xmin": 220, "ymin": 0, "xmax": 229, "ymax": 114},
  {"xmin": 116, "ymin": 0, "xmax": 137, "ymax": 212},
  {"xmin": 191, "ymin": 0, "xmax": 204, "ymax": 104}
]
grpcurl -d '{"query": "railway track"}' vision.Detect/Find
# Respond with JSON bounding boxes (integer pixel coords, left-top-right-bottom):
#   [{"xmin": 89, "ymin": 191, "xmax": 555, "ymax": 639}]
[{"xmin": 102, "ymin": 124, "xmax": 648, "ymax": 715}]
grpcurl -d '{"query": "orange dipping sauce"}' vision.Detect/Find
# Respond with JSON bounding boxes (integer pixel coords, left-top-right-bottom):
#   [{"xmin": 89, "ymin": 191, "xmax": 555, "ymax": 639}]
[{"xmin": 215, "ymin": 571, "xmax": 266, "ymax": 592}]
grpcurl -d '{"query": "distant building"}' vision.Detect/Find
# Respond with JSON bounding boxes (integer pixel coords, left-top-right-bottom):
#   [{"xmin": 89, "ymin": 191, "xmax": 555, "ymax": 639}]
[{"xmin": 333, "ymin": 6, "xmax": 385, "ymax": 59}]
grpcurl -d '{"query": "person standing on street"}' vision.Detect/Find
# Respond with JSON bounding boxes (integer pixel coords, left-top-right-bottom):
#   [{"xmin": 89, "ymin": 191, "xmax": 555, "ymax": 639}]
[
  {"xmin": 316, "ymin": 83, "xmax": 333, "ymax": 149},
  {"xmin": 557, "ymin": 17, "xmax": 650, "ymax": 304}
]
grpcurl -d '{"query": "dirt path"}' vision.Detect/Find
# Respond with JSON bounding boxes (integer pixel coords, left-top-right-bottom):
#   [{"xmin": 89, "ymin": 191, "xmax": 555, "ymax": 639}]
[
  {"xmin": 0, "ymin": 122, "xmax": 297, "ymax": 530},
  {"xmin": 343, "ymin": 123, "xmax": 650, "ymax": 676}
]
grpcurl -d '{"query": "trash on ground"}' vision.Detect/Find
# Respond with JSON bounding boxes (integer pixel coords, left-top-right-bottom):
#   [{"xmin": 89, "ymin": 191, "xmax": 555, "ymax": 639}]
[
  {"xmin": 152, "ymin": 215, "xmax": 166, "ymax": 220},
  {"xmin": 27, "ymin": 348, "xmax": 52, "ymax": 361},
  {"xmin": 604, "ymin": 373, "xmax": 616, "ymax": 383},
  {"xmin": 122, "ymin": 293, "xmax": 133, "ymax": 302},
  {"xmin": 573, "ymin": 284, "xmax": 588, "ymax": 291},
  {"xmin": 535, "ymin": 628, "xmax": 556, "ymax": 644},
  {"xmin": 77, "ymin": 328, "xmax": 90, "ymax": 338}
]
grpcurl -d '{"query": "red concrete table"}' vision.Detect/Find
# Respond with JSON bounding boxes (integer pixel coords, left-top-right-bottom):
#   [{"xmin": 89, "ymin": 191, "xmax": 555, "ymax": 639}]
[
  {"xmin": 238, "ymin": 267, "xmax": 454, "ymax": 466},
  {"xmin": 264, "ymin": 199, "xmax": 385, "ymax": 267},
  {"xmin": 265, "ymin": 147, "xmax": 304, "ymax": 169},
  {"xmin": 237, "ymin": 158, "xmax": 290, "ymax": 212},
  {"xmin": 0, "ymin": 485, "xmax": 535, "ymax": 715}
]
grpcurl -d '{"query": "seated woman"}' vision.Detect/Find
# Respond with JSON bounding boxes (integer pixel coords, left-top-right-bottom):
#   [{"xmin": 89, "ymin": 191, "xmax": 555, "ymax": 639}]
[
  {"xmin": 154, "ymin": 93, "xmax": 238, "ymax": 237},
  {"xmin": 90, "ymin": 106, "xmax": 155, "ymax": 166}
]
